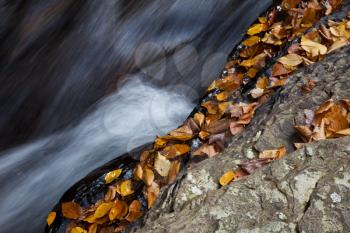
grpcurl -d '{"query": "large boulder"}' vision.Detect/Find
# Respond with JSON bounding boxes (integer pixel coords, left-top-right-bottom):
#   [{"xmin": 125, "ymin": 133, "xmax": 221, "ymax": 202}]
[{"xmin": 131, "ymin": 46, "xmax": 350, "ymax": 233}]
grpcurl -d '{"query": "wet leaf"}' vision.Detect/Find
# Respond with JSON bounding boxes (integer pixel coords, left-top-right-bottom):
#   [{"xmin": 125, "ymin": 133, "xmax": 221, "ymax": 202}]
[
  {"xmin": 240, "ymin": 53, "xmax": 267, "ymax": 69},
  {"xmin": 147, "ymin": 192, "xmax": 157, "ymax": 209},
  {"xmin": 272, "ymin": 63, "xmax": 293, "ymax": 76},
  {"xmin": 243, "ymin": 36, "xmax": 261, "ymax": 47},
  {"xmin": 192, "ymin": 144, "xmax": 218, "ymax": 157},
  {"xmin": 247, "ymin": 23, "xmax": 269, "ymax": 35},
  {"xmin": 199, "ymin": 130, "xmax": 210, "ymax": 140},
  {"xmin": 71, "ymin": 227, "xmax": 87, "ymax": 233},
  {"xmin": 88, "ymin": 224, "xmax": 98, "ymax": 233},
  {"xmin": 154, "ymin": 153, "xmax": 171, "ymax": 177},
  {"xmin": 104, "ymin": 169, "xmax": 122, "ymax": 184},
  {"xmin": 219, "ymin": 171, "xmax": 236, "ymax": 186},
  {"xmin": 119, "ymin": 180, "xmax": 134, "ymax": 197},
  {"xmin": 46, "ymin": 211, "xmax": 56, "ymax": 226},
  {"xmin": 328, "ymin": 38, "xmax": 349, "ymax": 54},
  {"xmin": 133, "ymin": 164, "xmax": 143, "ymax": 181},
  {"xmin": 167, "ymin": 160, "xmax": 181, "ymax": 184},
  {"xmin": 94, "ymin": 202, "xmax": 114, "ymax": 219},
  {"xmin": 61, "ymin": 202, "xmax": 82, "ymax": 220},
  {"xmin": 194, "ymin": 112, "xmax": 205, "ymax": 127},
  {"xmin": 250, "ymin": 88, "xmax": 264, "ymax": 99}
]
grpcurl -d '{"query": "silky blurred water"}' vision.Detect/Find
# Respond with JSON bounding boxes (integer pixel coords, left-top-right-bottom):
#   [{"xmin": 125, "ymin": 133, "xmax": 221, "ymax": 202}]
[{"xmin": 0, "ymin": 0, "xmax": 271, "ymax": 232}]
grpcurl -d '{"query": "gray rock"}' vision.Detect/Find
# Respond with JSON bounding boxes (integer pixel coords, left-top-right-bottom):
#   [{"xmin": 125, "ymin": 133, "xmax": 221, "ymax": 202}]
[{"xmin": 131, "ymin": 47, "xmax": 350, "ymax": 233}]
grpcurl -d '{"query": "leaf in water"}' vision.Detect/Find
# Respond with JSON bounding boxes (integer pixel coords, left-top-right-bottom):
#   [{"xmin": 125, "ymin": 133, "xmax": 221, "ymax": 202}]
[
  {"xmin": 154, "ymin": 153, "xmax": 171, "ymax": 177},
  {"xmin": 104, "ymin": 169, "xmax": 122, "ymax": 184},
  {"xmin": 125, "ymin": 200, "xmax": 142, "ymax": 222},
  {"xmin": 328, "ymin": 38, "xmax": 349, "ymax": 54},
  {"xmin": 219, "ymin": 170, "xmax": 236, "ymax": 186},
  {"xmin": 142, "ymin": 168, "xmax": 155, "ymax": 186},
  {"xmin": 46, "ymin": 211, "xmax": 56, "ymax": 226},
  {"xmin": 71, "ymin": 227, "xmax": 87, "ymax": 233},
  {"xmin": 61, "ymin": 202, "xmax": 82, "ymax": 219},
  {"xmin": 118, "ymin": 180, "xmax": 134, "ymax": 197},
  {"xmin": 259, "ymin": 146, "xmax": 287, "ymax": 159},
  {"xmin": 240, "ymin": 53, "xmax": 267, "ymax": 69},
  {"xmin": 167, "ymin": 160, "xmax": 181, "ymax": 184}
]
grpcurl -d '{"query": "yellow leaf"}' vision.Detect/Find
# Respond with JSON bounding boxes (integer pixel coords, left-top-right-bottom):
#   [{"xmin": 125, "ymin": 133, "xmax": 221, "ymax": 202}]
[
  {"xmin": 336, "ymin": 128, "xmax": 350, "ymax": 136},
  {"xmin": 88, "ymin": 224, "xmax": 98, "ymax": 233},
  {"xmin": 328, "ymin": 38, "xmax": 349, "ymax": 54},
  {"xmin": 133, "ymin": 164, "xmax": 143, "ymax": 181},
  {"xmin": 125, "ymin": 200, "xmax": 143, "ymax": 222},
  {"xmin": 109, "ymin": 200, "xmax": 128, "ymax": 221},
  {"xmin": 247, "ymin": 23, "xmax": 268, "ymax": 35},
  {"xmin": 94, "ymin": 202, "xmax": 114, "ymax": 219},
  {"xmin": 119, "ymin": 180, "xmax": 134, "ymax": 196},
  {"xmin": 46, "ymin": 211, "xmax": 56, "ymax": 226},
  {"xmin": 194, "ymin": 112, "xmax": 205, "ymax": 127},
  {"xmin": 219, "ymin": 171, "xmax": 236, "ymax": 186},
  {"xmin": 71, "ymin": 227, "xmax": 87, "ymax": 233},
  {"xmin": 104, "ymin": 169, "xmax": 122, "ymax": 184}
]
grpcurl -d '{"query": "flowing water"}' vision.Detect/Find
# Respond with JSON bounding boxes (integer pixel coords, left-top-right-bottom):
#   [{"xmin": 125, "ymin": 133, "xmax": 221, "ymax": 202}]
[{"xmin": 0, "ymin": 1, "xmax": 271, "ymax": 232}]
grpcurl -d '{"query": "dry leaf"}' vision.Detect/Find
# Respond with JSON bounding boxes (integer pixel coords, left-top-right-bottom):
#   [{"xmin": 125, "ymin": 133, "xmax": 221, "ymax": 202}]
[
  {"xmin": 278, "ymin": 53, "xmax": 303, "ymax": 67},
  {"xmin": 247, "ymin": 23, "xmax": 269, "ymax": 35},
  {"xmin": 154, "ymin": 153, "xmax": 171, "ymax": 177},
  {"xmin": 229, "ymin": 121, "xmax": 244, "ymax": 135},
  {"xmin": 202, "ymin": 101, "xmax": 218, "ymax": 114},
  {"xmin": 88, "ymin": 224, "xmax": 98, "ymax": 233},
  {"xmin": 125, "ymin": 200, "xmax": 142, "ymax": 222},
  {"xmin": 61, "ymin": 202, "xmax": 82, "ymax": 220},
  {"xmin": 147, "ymin": 192, "xmax": 157, "ymax": 209},
  {"xmin": 240, "ymin": 53, "xmax": 267, "ymax": 69},
  {"xmin": 199, "ymin": 130, "xmax": 210, "ymax": 140},
  {"xmin": 219, "ymin": 170, "xmax": 236, "ymax": 186},
  {"xmin": 328, "ymin": 38, "xmax": 349, "ymax": 54},
  {"xmin": 243, "ymin": 36, "xmax": 261, "ymax": 47},
  {"xmin": 301, "ymin": 36, "xmax": 327, "ymax": 57},
  {"xmin": 104, "ymin": 169, "xmax": 122, "ymax": 184},
  {"xmin": 46, "ymin": 211, "xmax": 56, "ymax": 226},
  {"xmin": 250, "ymin": 88, "xmax": 264, "ymax": 99},
  {"xmin": 239, "ymin": 158, "xmax": 272, "ymax": 174},
  {"xmin": 167, "ymin": 160, "xmax": 181, "ymax": 184},
  {"xmin": 192, "ymin": 144, "xmax": 218, "ymax": 157}
]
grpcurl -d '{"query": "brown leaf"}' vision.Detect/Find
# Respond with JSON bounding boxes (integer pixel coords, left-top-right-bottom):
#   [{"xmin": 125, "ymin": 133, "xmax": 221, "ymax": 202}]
[
  {"xmin": 88, "ymin": 224, "xmax": 98, "ymax": 233},
  {"xmin": 256, "ymin": 76, "xmax": 269, "ymax": 89},
  {"xmin": 46, "ymin": 211, "xmax": 56, "ymax": 226},
  {"xmin": 125, "ymin": 200, "xmax": 142, "ymax": 222},
  {"xmin": 301, "ymin": 36, "xmax": 327, "ymax": 57},
  {"xmin": 278, "ymin": 54, "xmax": 303, "ymax": 67},
  {"xmin": 294, "ymin": 125, "xmax": 313, "ymax": 142},
  {"xmin": 250, "ymin": 88, "xmax": 264, "ymax": 99},
  {"xmin": 219, "ymin": 171, "xmax": 236, "ymax": 186},
  {"xmin": 302, "ymin": 79, "xmax": 316, "ymax": 93},
  {"xmin": 259, "ymin": 146, "xmax": 287, "ymax": 160},
  {"xmin": 335, "ymin": 128, "xmax": 350, "ymax": 136},
  {"xmin": 204, "ymin": 119, "xmax": 230, "ymax": 134},
  {"xmin": 272, "ymin": 63, "xmax": 293, "ymax": 76},
  {"xmin": 328, "ymin": 38, "xmax": 349, "ymax": 54},
  {"xmin": 228, "ymin": 105, "xmax": 243, "ymax": 118},
  {"xmin": 104, "ymin": 169, "xmax": 122, "ymax": 184},
  {"xmin": 147, "ymin": 192, "xmax": 157, "ymax": 209},
  {"xmin": 61, "ymin": 202, "xmax": 82, "ymax": 220},
  {"xmin": 104, "ymin": 186, "xmax": 117, "ymax": 202},
  {"xmin": 294, "ymin": 142, "xmax": 306, "ymax": 149},
  {"xmin": 201, "ymin": 101, "xmax": 218, "ymax": 114},
  {"xmin": 312, "ymin": 118, "xmax": 326, "ymax": 140},
  {"xmin": 240, "ymin": 53, "xmax": 267, "ymax": 69},
  {"xmin": 162, "ymin": 144, "xmax": 190, "ymax": 159},
  {"xmin": 192, "ymin": 144, "xmax": 218, "ymax": 157},
  {"xmin": 229, "ymin": 121, "xmax": 244, "ymax": 135}
]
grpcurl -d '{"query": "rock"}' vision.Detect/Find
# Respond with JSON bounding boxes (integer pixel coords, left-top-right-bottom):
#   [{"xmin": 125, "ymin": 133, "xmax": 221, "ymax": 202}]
[{"xmin": 130, "ymin": 46, "xmax": 350, "ymax": 233}]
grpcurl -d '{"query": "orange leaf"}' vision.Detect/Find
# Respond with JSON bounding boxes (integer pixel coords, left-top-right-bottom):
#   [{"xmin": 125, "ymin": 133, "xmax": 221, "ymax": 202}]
[
  {"xmin": 147, "ymin": 192, "xmax": 157, "ymax": 209},
  {"xmin": 125, "ymin": 200, "xmax": 142, "ymax": 222},
  {"xmin": 219, "ymin": 171, "xmax": 236, "ymax": 186},
  {"xmin": 94, "ymin": 202, "xmax": 114, "ymax": 219},
  {"xmin": 167, "ymin": 160, "xmax": 181, "ymax": 184},
  {"xmin": 247, "ymin": 23, "xmax": 268, "ymax": 35},
  {"xmin": 259, "ymin": 146, "xmax": 286, "ymax": 160},
  {"xmin": 71, "ymin": 227, "xmax": 87, "ymax": 233},
  {"xmin": 109, "ymin": 200, "xmax": 128, "ymax": 221},
  {"xmin": 61, "ymin": 202, "xmax": 82, "ymax": 220},
  {"xmin": 192, "ymin": 144, "xmax": 218, "ymax": 157},
  {"xmin": 162, "ymin": 144, "xmax": 190, "ymax": 159},
  {"xmin": 133, "ymin": 164, "xmax": 143, "ymax": 181},
  {"xmin": 194, "ymin": 112, "xmax": 205, "ymax": 127},
  {"xmin": 88, "ymin": 224, "xmax": 98, "ymax": 233},
  {"xmin": 46, "ymin": 211, "xmax": 56, "ymax": 226}
]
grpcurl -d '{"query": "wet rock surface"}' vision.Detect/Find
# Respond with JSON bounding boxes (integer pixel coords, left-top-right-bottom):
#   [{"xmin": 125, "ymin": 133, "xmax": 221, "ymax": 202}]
[{"xmin": 131, "ymin": 47, "xmax": 350, "ymax": 233}]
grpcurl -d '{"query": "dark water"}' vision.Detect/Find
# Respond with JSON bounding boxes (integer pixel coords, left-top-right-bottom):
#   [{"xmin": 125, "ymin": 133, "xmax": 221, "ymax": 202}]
[{"xmin": 0, "ymin": 0, "xmax": 271, "ymax": 232}]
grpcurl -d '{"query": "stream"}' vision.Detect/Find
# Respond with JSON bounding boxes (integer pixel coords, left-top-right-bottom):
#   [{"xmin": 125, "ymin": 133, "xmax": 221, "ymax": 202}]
[{"xmin": 0, "ymin": 1, "xmax": 271, "ymax": 232}]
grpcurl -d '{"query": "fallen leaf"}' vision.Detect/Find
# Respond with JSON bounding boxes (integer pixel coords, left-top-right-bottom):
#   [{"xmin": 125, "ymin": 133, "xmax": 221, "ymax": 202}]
[
  {"xmin": 104, "ymin": 169, "xmax": 122, "ymax": 184},
  {"xmin": 219, "ymin": 171, "xmax": 236, "ymax": 186},
  {"xmin": 192, "ymin": 144, "xmax": 218, "ymax": 157},
  {"xmin": 294, "ymin": 125, "xmax": 313, "ymax": 141},
  {"xmin": 240, "ymin": 53, "xmax": 267, "ymax": 69},
  {"xmin": 335, "ymin": 128, "xmax": 350, "ymax": 136},
  {"xmin": 250, "ymin": 88, "xmax": 264, "ymax": 98},
  {"xmin": 216, "ymin": 91, "xmax": 232, "ymax": 101},
  {"xmin": 147, "ymin": 192, "xmax": 157, "ymax": 209},
  {"xmin": 125, "ymin": 200, "xmax": 142, "ymax": 222},
  {"xmin": 259, "ymin": 146, "xmax": 287, "ymax": 159},
  {"xmin": 61, "ymin": 202, "xmax": 82, "ymax": 220},
  {"xmin": 228, "ymin": 105, "xmax": 243, "ymax": 118},
  {"xmin": 71, "ymin": 227, "xmax": 87, "ymax": 233},
  {"xmin": 247, "ymin": 23, "xmax": 269, "ymax": 35},
  {"xmin": 199, "ymin": 130, "xmax": 210, "ymax": 140},
  {"xmin": 204, "ymin": 119, "xmax": 230, "ymax": 134},
  {"xmin": 301, "ymin": 36, "xmax": 327, "ymax": 57},
  {"xmin": 88, "ymin": 224, "xmax": 98, "ymax": 233},
  {"xmin": 243, "ymin": 36, "xmax": 261, "ymax": 47},
  {"xmin": 278, "ymin": 53, "xmax": 304, "ymax": 67},
  {"xmin": 142, "ymin": 168, "xmax": 155, "ymax": 186},
  {"xmin": 109, "ymin": 200, "xmax": 128, "ymax": 221},
  {"xmin": 294, "ymin": 142, "xmax": 306, "ymax": 149},
  {"xmin": 239, "ymin": 158, "xmax": 273, "ymax": 174},
  {"xmin": 104, "ymin": 186, "xmax": 117, "ymax": 202},
  {"xmin": 154, "ymin": 153, "xmax": 171, "ymax": 177},
  {"xmin": 133, "ymin": 164, "xmax": 143, "ymax": 181},
  {"xmin": 229, "ymin": 121, "xmax": 244, "ymax": 135},
  {"xmin": 46, "ymin": 211, "xmax": 56, "ymax": 226},
  {"xmin": 119, "ymin": 180, "xmax": 134, "ymax": 197},
  {"xmin": 328, "ymin": 38, "xmax": 349, "ymax": 54},
  {"xmin": 256, "ymin": 76, "xmax": 269, "ymax": 89},
  {"xmin": 94, "ymin": 202, "xmax": 114, "ymax": 219}
]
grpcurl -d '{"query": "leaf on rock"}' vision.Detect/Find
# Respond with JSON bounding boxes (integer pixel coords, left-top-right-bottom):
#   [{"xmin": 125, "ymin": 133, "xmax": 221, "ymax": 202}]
[
  {"xmin": 259, "ymin": 146, "xmax": 287, "ymax": 160},
  {"xmin": 167, "ymin": 160, "xmax": 181, "ymax": 184},
  {"xmin": 239, "ymin": 158, "xmax": 273, "ymax": 174},
  {"xmin": 194, "ymin": 112, "xmax": 205, "ymax": 127},
  {"xmin": 229, "ymin": 121, "xmax": 244, "ymax": 135},
  {"xmin": 250, "ymin": 88, "xmax": 264, "ymax": 99},
  {"xmin": 192, "ymin": 144, "xmax": 218, "ymax": 157},
  {"xmin": 104, "ymin": 169, "xmax": 122, "ymax": 184},
  {"xmin": 272, "ymin": 63, "xmax": 293, "ymax": 76},
  {"xmin": 240, "ymin": 53, "xmax": 267, "ymax": 69},
  {"xmin": 46, "ymin": 211, "xmax": 56, "ymax": 226},
  {"xmin": 61, "ymin": 202, "xmax": 82, "ymax": 220},
  {"xmin": 328, "ymin": 38, "xmax": 349, "ymax": 54},
  {"xmin": 133, "ymin": 164, "xmax": 143, "ymax": 181},
  {"xmin": 147, "ymin": 192, "xmax": 157, "ymax": 209},
  {"xmin": 219, "ymin": 170, "xmax": 236, "ymax": 186}
]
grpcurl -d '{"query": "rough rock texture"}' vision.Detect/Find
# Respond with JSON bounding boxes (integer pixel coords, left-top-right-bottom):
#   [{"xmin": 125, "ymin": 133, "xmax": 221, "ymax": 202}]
[{"xmin": 130, "ymin": 46, "xmax": 350, "ymax": 233}]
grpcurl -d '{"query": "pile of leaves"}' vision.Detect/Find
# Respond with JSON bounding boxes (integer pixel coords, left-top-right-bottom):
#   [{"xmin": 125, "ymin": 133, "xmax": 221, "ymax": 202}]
[{"xmin": 46, "ymin": 1, "xmax": 349, "ymax": 232}]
